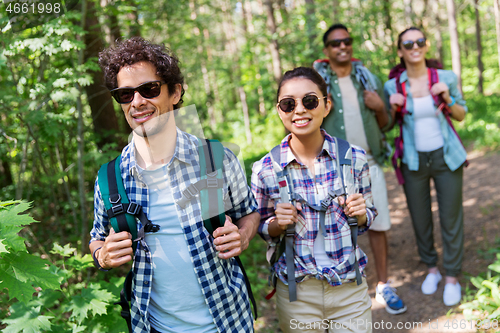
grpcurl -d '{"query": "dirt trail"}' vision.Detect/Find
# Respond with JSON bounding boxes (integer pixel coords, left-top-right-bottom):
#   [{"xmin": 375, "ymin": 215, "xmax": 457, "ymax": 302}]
[
  {"xmin": 361, "ymin": 149, "xmax": 500, "ymax": 333},
  {"xmin": 255, "ymin": 149, "xmax": 500, "ymax": 333}
]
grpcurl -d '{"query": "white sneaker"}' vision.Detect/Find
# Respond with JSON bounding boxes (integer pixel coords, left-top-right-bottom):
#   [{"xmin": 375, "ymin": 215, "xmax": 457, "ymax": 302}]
[
  {"xmin": 421, "ymin": 272, "xmax": 442, "ymax": 295},
  {"xmin": 443, "ymin": 282, "xmax": 461, "ymax": 306}
]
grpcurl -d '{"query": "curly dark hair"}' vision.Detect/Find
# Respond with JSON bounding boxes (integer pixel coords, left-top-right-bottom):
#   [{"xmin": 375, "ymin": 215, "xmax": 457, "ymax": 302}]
[
  {"xmin": 99, "ymin": 37, "xmax": 185, "ymax": 109},
  {"xmin": 276, "ymin": 67, "xmax": 328, "ymax": 104}
]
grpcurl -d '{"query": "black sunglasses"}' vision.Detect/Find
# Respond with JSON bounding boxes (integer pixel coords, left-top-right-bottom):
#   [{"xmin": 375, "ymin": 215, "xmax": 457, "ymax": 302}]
[
  {"xmin": 110, "ymin": 80, "xmax": 165, "ymax": 104},
  {"xmin": 277, "ymin": 95, "xmax": 326, "ymax": 113},
  {"xmin": 401, "ymin": 38, "xmax": 427, "ymax": 50},
  {"xmin": 325, "ymin": 37, "xmax": 353, "ymax": 48}
]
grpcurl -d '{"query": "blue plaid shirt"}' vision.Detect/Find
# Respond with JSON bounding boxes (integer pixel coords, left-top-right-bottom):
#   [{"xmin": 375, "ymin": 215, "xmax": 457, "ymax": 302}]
[
  {"xmin": 90, "ymin": 128, "xmax": 258, "ymax": 333},
  {"xmin": 251, "ymin": 131, "xmax": 376, "ymax": 287},
  {"xmin": 384, "ymin": 69, "xmax": 468, "ymax": 171}
]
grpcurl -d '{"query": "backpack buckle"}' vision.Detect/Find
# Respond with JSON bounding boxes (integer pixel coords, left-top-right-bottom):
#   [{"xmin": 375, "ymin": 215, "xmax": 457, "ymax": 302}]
[
  {"xmin": 145, "ymin": 223, "xmax": 160, "ymax": 233},
  {"xmin": 111, "ymin": 203, "xmax": 124, "ymax": 215},
  {"xmin": 109, "ymin": 194, "xmax": 121, "ymax": 204},
  {"xmin": 206, "ymin": 171, "xmax": 219, "ymax": 188},
  {"xmin": 126, "ymin": 202, "xmax": 140, "ymax": 215}
]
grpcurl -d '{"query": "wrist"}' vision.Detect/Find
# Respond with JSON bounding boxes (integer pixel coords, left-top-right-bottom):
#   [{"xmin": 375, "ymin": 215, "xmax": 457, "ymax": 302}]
[
  {"xmin": 92, "ymin": 247, "xmax": 110, "ymax": 272},
  {"xmin": 447, "ymin": 96, "xmax": 456, "ymax": 107}
]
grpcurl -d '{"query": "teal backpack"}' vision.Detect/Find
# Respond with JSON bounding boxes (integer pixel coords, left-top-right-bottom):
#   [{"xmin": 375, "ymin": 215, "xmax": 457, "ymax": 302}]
[{"xmin": 97, "ymin": 138, "xmax": 257, "ymax": 332}]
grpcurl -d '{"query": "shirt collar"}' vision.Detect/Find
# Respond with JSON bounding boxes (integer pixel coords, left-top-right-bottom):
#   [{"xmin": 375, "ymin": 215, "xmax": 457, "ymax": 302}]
[
  {"xmin": 127, "ymin": 127, "xmax": 196, "ymax": 177},
  {"xmin": 278, "ymin": 129, "xmax": 335, "ymax": 168}
]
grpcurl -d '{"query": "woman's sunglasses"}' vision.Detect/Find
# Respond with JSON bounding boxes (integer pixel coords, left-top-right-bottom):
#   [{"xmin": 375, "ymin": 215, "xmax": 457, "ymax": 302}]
[
  {"xmin": 401, "ymin": 38, "xmax": 427, "ymax": 50},
  {"xmin": 325, "ymin": 37, "xmax": 353, "ymax": 48},
  {"xmin": 110, "ymin": 80, "xmax": 165, "ymax": 104},
  {"xmin": 277, "ymin": 95, "xmax": 326, "ymax": 113}
]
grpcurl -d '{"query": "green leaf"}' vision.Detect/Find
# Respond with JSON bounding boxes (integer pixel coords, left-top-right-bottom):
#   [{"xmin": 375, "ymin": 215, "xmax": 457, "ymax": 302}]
[
  {"xmin": 488, "ymin": 261, "xmax": 500, "ymax": 273},
  {"xmin": 2, "ymin": 304, "xmax": 53, "ymax": 333},
  {"xmin": 0, "ymin": 201, "xmax": 37, "ymax": 227},
  {"xmin": 50, "ymin": 243, "xmax": 75, "ymax": 257},
  {"xmin": 0, "ymin": 252, "xmax": 62, "ymax": 303},
  {"xmin": 66, "ymin": 254, "xmax": 94, "ymax": 271},
  {"xmin": 68, "ymin": 283, "xmax": 114, "ymax": 322},
  {"xmin": 0, "ymin": 238, "xmax": 8, "ymax": 253}
]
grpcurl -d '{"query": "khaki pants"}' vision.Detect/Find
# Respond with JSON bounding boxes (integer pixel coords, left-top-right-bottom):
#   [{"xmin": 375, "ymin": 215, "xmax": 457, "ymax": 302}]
[{"xmin": 276, "ymin": 278, "xmax": 372, "ymax": 333}]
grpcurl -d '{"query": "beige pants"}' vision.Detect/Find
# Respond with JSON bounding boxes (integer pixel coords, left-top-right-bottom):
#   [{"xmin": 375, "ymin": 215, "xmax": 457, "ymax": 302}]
[{"xmin": 276, "ymin": 278, "xmax": 372, "ymax": 333}]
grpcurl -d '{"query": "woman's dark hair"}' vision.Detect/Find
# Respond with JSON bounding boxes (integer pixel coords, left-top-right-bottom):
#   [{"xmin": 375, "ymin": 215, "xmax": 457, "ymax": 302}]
[
  {"xmin": 99, "ymin": 37, "xmax": 185, "ymax": 109},
  {"xmin": 276, "ymin": 67, "xmax": 328, "ymax": 103},
  {"xmin": 389, "ymin": 27, "xmax": 443, "ymax": 79},
  {"xmin": 322, "ymin": 23, "xmax": 349, "ymax": 46}
]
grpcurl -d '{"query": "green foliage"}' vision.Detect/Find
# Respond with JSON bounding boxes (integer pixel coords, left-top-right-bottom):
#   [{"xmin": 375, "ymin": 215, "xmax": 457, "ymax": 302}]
[
  {"xmin": 461, "ymin": 245, "xmax": 500, "ymax": 325},
  {"xmin": 0, "ymin": 200, "xmax": 128, "ymax": 332}
]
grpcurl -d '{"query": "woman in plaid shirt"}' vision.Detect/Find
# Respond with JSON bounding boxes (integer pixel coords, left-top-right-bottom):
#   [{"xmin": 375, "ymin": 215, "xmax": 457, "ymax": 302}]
[{"xmin": 252, "ymin": 67, "xmax": 376, "ymax": 333}]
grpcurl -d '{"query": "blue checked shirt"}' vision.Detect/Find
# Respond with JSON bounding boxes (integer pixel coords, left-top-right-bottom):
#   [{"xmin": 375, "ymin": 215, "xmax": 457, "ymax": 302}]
[
  {"xmin": 251, "ymin": 131, "xmax": 376, "ymax": 287},
  {"xmin": 384, "ymin": 69, "xmax": 468, "ymax": 172},
  {"xmin": 90, "ymin": 128, "xmax": 258, "ymax": 333}
]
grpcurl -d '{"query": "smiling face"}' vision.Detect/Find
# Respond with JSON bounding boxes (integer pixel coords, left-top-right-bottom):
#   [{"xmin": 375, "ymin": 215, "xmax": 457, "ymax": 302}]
[
  {"xmin": 323, "ymin": 28, "xmax": 353, "ymax": 66},
  {"xmin": 116, "ymin": 61, "xmax": 181, "ymax": 138},
  {"xmin": 397, "ymin": 29, "xmax": 428, "ymax": 66},
  {"xmin": 277, "ymin": 77, "xmax": 331, "ymax": 139}
]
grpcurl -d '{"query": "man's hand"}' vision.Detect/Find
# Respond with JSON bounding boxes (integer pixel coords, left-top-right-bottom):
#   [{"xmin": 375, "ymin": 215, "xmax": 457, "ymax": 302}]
[
  {"xmin": 363, "ymin": 90, "xmax": 385, "ymax": 113},
  {"xmin": 97, "ymin": 229, "xmax": 133, "ymax": 269},
  {"xmin": 389, "ymin": 93, "xmax": 405, "ymax": 113},
  {"xmin": 213, "ymin": 216, "xmax": 243, "ymax": 259},
  {"xmin": 338, "ymin": 193, "xmax": 367, "ymax": 226}
]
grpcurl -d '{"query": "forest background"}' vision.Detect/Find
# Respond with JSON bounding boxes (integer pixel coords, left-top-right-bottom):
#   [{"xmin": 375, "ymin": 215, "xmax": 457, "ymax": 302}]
[{"xmin": 1, "ymin": 0, "xmax": 500, "ymax": 331}]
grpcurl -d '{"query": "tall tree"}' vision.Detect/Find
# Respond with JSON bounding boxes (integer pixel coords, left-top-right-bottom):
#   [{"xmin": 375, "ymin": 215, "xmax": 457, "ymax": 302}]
[
  {"xmin": 404, "ymin": 0, "xmax": 413, "ymax": 26},
  {"xmin": 445, "ymin": 0, "xmax": 463, "ymax": 93},
  {"xmin": 494, "ymin": 0, "xmax": 500, "ymax": 71},
  {"xmin": 265, "ymin": 0, "xmax": 283, "ymax": 82},
  {"xmin": 474, "ymin": 0, "xmax": 484, "ymax": 94},
  {"xmin": 83, "ymin": 0, "xmax": 127, "ymax": 150}
]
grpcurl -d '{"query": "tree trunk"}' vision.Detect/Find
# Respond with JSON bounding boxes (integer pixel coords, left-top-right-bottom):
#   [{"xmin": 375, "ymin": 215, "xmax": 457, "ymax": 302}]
[
  {"xmin": 80, "ymin": 0, "xmax": 89, "ymax": 254},
  {"xmin": 494, "ymin": 0, "xmax": 500, "ymax": 72},
  {"xmin": 0, "ymin": 159, "xmax": 13, "ymax": 188},
  {"xmin": 84, "ymin": 0, "xmax": 126, "ymax": 150},
  {"xmin": 445, "ymin": 0, "xmax": 463, "ymax": 93},
  {"xmin": 100, "ymin": 0, "xmax": 121, "ymax": 47},
  {"xmin": 238, "ymin": 87, "xmax": 253, "ymax": 145},
  {"xmin": 434, "ymin": 0, "xmax": 445, "ymax": 66},
  {"xmin": 404, "ymin": 0, "xmax": 413, "ymax": 26},
  {"xmin": 265, "ymin": 0, "xmax": 283, "ymax": 82},
  {"xmin": 304, "ymin": 0, "xmax": 316, "ymax": 52},
  {"xmin": 332, "ymin": 0, "xmax": 340, "ymax": 20},
  {"xmin": 383, "ymin": 0, "xmax": 395, "ymax": 60},
  {"xmin": 474, "ymin": 0, "xmax": 484, "ymax": 94},
  {"xmin": 127, "ymin": 0, "xmax": 141, "ymax": 37}
]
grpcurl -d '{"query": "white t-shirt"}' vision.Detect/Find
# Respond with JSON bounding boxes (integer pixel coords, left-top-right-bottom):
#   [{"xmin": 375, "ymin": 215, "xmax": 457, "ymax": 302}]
[
  {"xmin": 338, "ymin": 76, "xmax": 370, "ymax": 154},
  {"xmin": 413, "ymin": 95, "xmax": 444, "ymax": 152}
]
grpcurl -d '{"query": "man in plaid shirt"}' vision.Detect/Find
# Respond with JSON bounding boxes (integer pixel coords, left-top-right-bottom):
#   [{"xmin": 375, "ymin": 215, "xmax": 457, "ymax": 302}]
[{"xmin": 89, "ymin": 37, "xmax": 260, "ymax": 333}]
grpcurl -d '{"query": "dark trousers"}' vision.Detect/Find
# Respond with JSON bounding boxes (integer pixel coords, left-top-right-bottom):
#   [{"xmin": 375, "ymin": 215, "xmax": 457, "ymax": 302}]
[{"xmin": 401, "ymin": 148, "xmax": 464, "ymax": 277}]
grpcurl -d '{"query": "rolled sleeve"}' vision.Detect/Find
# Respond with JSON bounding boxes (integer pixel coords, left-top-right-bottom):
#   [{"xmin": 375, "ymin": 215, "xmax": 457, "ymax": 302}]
[{"xmin": 89, "ymin": 178, "xmax": 111, "ymax": 244}]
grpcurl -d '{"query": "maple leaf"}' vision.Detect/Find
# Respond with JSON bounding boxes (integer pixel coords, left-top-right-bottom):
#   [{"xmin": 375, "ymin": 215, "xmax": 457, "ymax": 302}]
[
  {"xmin": 1, "ymin": 304, "xmax": 53, "ymax": 333},
  {"xmin": 68, "ymin": 283, "xmax": 114, "ymax": 322},
  {"xmin": 0, "ymin": 252, "xmax": 63, "ymax": 303}
]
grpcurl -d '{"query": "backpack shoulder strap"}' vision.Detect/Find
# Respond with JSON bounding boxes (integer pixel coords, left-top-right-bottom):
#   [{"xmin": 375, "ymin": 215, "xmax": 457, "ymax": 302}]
[
  {"xmin": 334, "ymin": 137, "xmax": 362, "ymax": 285},
  {"xmin": 97, "ymin": 155, "xmax": 138, "ymax": 242},
  {"xmin": 198, "ymin": 138, "xmax": 225, "ymax": 236}
]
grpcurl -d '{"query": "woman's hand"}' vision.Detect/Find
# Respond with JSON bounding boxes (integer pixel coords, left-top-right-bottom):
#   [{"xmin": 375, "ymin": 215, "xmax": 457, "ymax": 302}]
[
  {"xmin": 275, "ymin": 202, "xmax": 302, "ymax": 231},
  {"xmin": 389, "ymin": 93, "xmax": 405, "ymax": 113},
  {"xmin": 430, "ymin": 82, "xmax": 451, "ymax": 104},
  {"xmin": 338, "ymin": 194, "xmax": 367, "ymax": 226}
]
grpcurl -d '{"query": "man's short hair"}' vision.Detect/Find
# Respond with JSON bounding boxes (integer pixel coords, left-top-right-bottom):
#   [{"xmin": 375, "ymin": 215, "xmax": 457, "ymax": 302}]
[
  {"xmin": 99, "ymin": 37, "xmax": 185, "ymax": 108},
  {"xmin": 322, "ymin": 23, "xmax": 349, "ymax": 46}
]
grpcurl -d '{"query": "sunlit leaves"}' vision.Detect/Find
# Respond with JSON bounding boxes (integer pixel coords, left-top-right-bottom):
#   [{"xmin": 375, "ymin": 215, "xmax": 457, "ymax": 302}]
[{"xmin": 1, "ymin": 304, "xmax": 53, "ymax": 333}]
